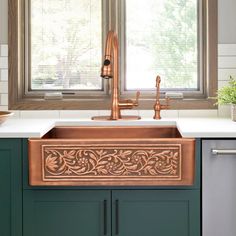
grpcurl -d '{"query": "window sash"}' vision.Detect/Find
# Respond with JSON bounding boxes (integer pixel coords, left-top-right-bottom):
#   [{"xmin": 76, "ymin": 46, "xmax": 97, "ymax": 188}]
[
  {"xmin": 118, "ymin": 0, "xmax": 204, "ymax": 99},
  {"xmin": 24, "ymin": 0, "xmax": 109, "ymax": 96}
]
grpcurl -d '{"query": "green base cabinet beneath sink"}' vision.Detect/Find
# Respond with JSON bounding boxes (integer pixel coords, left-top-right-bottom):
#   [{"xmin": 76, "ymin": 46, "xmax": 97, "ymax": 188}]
[
  {"xmin": 23, "ymin": 189, "xmax": 200, "ymax": 236},
  {"xmin": 112, "ymin": 190, "xmax": 200, "ymax": 236}
]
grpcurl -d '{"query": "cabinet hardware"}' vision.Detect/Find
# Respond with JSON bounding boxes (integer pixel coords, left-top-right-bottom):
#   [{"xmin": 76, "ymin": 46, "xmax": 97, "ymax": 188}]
[
  {"xmin": 103, "ymin": 200, "xmax": 108, "ymax": 235},
  {"xmin": 212, "ymin": 149, "xmax": 236, "ymax": 155},
  {"xmin": 115, "ymin": 200, "xmax": 119, "ymax": 235}
]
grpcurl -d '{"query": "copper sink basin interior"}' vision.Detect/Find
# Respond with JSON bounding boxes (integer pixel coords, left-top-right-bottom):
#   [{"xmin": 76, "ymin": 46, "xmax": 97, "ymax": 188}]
[
  {"xmin": 42, "ymin": 126, "xmax": 182, "ymax": 139},
  {"xmin": 29, "ymin": 126, "xmax": 195, "ymax": 187}
]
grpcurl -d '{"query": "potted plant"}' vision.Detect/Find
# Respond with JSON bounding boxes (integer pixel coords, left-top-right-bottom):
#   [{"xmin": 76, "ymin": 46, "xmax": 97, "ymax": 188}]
[{"xmin": 217, "ymin": 76, "xmax": 236, "ymax": 121}]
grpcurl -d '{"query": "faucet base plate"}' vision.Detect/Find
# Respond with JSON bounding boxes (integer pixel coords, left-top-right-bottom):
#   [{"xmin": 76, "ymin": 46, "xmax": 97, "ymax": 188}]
[{"xmin": 91, "ymin": 115, "xmax": 141, "ymax": 121}]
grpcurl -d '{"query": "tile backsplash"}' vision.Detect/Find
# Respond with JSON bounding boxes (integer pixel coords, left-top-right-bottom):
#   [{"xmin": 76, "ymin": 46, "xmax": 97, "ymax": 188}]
[{"xmin": 0, "ymin": 44, "xmax": 234, "ymax": 119}]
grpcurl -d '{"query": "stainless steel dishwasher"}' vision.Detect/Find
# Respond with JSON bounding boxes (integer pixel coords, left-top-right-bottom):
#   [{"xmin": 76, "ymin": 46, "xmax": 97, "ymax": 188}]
[{"xmin": 203, "ymin": 140, "xmax": 236, "ymax": 236}]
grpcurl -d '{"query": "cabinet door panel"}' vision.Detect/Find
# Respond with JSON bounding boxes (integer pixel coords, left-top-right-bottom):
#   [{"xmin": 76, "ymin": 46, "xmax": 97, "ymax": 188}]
[
  {"xmin": 23, "ymin": 190, "xmax": 110, "ymax": 236},
  {"xmin": 112, "ymin": 190, "xmax": 200, "ymax": 236},
  {"xmin": 0, "ymin": 139, "xmax": 22, "ymax": 236},
  {"xmin": 0, "ymin": 149, "xmax": 11, "ymax": 236}
]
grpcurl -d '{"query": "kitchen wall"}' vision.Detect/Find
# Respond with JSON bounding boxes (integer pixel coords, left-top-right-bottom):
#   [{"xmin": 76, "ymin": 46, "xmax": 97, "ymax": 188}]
[
  {"xmin": 0, "ymin": 0, "xmax": 235, "ymax": 119},
  {"xmin": 218, "ymin": 0, "xmax": 236, "ymax": 43}
]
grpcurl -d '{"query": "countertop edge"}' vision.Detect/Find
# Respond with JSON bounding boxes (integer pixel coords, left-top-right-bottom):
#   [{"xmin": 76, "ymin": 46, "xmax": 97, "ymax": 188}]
[{"xmin": 0, "ymin": 118, "xmax": 235, "ymax": 138}]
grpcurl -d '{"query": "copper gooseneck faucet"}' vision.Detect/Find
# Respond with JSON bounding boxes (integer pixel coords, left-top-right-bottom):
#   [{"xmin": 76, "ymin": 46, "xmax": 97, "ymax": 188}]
[{"xmin": 92, "ymin": 31, "xmax": 140, "ymax": 120}]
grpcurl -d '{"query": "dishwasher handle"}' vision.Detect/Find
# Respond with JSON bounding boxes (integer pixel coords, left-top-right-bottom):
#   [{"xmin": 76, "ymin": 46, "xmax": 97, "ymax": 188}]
[{"xmin": 212, "ymin": 149, "xmax": 236, "ymax": 155}]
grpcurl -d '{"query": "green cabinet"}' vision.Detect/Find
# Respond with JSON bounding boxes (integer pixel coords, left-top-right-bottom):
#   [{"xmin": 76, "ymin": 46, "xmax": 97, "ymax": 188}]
[
  {"xmin": 112, "ymin": 190, "xmax": 200, "ymax": 236},
  {"xmin": 0, "ymin": 139, "xmax": 22, "ymax": 236},
  {"xmin": 23, "ymin": 190, "xmax": 111, "ymax": 236},
  {"xmin": 23, "ymin": 189, "xmax": 200, "ymax": 236}
]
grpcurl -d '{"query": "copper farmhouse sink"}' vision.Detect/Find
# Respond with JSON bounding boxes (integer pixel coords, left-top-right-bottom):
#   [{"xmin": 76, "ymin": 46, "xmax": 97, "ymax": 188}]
[{"xmin": 28, "ymin": 126, "xmax": 195, "ymax": 186}]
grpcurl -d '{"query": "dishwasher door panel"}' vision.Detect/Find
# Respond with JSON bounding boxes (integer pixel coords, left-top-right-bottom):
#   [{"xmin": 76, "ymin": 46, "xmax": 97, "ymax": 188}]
[{"xmin": 203, "ymin": 140, "xmax": 236, "ymax": 236}]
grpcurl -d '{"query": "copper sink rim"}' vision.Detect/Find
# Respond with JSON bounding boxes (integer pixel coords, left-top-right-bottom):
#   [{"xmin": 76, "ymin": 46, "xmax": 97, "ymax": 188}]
[{"xmin": 36, "ymin": 125, "xmax": 184, "ymax": 140}]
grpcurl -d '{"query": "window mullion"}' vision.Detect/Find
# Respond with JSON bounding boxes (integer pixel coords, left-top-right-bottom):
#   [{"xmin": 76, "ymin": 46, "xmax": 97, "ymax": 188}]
[{"xmin": 117, "ymin": 0, "xmax": 126, "ymax": 95}]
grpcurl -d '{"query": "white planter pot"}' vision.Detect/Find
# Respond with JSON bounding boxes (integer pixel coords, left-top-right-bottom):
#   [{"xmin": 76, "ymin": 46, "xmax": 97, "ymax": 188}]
[{"xmin": 231, "ymin": 104, "xmax": 236, "ymax": 121}]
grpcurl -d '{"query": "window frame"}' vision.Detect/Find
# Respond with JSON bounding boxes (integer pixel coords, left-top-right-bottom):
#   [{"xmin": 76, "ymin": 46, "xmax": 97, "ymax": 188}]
[
  {"xmin": 25, "ymin": 0, "xmax": 108, "ymax": 96},
  {"xmin": 119, "ymin": 0, "xmax": 203, "ymax": 97},
  {"xmin": 9, "ymin": 0, "xmax": 217, "ymax": 110}
]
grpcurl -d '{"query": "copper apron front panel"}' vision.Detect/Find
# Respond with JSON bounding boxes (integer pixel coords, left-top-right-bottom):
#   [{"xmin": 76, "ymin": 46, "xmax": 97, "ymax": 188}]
[{"xmin": 28, "ymin": 126, "xmax": 195, "ymax": 186}]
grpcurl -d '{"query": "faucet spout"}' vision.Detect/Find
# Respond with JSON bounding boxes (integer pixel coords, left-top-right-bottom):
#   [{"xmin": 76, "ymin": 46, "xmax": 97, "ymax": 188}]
[
  {"xmin": 104, "ymin": 31, "xmax": 120, "ymax": 120},
  {"xmin": 101, "ymin": 31, "xmax": 116, "ymax": 79},
  {"xmin": 92, "ymin": 30, "xmax": 141, "ymax": 121}
]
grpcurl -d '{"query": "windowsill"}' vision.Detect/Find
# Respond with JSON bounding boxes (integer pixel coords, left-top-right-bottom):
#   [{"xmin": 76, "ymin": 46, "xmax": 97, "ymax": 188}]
[{"xmin": 9, "ymin": 97, "xmax": 217, "ymax": 110}]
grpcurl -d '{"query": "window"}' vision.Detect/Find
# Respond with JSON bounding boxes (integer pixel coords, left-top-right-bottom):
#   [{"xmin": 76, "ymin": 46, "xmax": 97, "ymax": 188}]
[
  {"xmin": 124, "ymin": 0, "xmax": 198, "ymax": 91},
  {"xmin": 30, "ymin": 0, "xmax": 103, "ymax": 91},
  {"xmin": 9, "ymin": 0, "xmax": 217, "ymax": 110}
]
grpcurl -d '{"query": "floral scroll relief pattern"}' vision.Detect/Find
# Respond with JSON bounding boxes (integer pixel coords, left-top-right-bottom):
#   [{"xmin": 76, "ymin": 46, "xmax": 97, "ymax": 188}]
[{"xmin": 43, "ymin": 146, "xmax": 181, "ymax": 179}]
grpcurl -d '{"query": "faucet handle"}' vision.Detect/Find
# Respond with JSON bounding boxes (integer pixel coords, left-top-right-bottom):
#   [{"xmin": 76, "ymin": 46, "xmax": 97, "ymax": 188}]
[{"xmin": 118, "ymin": 91, "xmax": 140, "ymax": 109}]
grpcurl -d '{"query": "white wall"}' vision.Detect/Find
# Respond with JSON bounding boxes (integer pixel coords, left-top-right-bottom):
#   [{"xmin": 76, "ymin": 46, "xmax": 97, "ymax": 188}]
[
  {"xmin": 0, "ymin": 0, "xmax": 8, "ymax": 44},
  {"xmin": 0, "ymin": 0, "xmax": 235, "ymax": 119},
  {"xmin": 218, "ymin": 0, "xmax": 236, "ymax": 43}
]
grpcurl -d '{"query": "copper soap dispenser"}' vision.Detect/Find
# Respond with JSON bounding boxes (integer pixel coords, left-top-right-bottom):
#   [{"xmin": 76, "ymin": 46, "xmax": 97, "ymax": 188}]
[{"xmin": 153, "ymin": 76, "xmax": 170, "ymax": 119}]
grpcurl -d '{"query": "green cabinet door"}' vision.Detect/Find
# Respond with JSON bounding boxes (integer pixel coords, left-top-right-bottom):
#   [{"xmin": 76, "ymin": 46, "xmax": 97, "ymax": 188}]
[
  {"xmin": 112, "ymin": 190, "xmax": 200, "ymax": 236},
  {"xmin": 0, "ymin": 139, "xmax": 22, "ymax": 236},
  {"xmin": 23, "ymin": 190, "xmax": 111, "ymax": 236}
]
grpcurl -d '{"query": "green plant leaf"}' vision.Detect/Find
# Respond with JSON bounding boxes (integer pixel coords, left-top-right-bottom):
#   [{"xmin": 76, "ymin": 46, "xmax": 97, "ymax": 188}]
[{"xmin": 217, "ymin": 76, "xmax": 236, "ymax": 105}]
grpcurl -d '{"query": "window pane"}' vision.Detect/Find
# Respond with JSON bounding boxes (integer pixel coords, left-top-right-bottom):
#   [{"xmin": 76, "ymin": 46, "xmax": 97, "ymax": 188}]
[
  {"xmin": 30, "ymin": 0, "xmax": 102, "ymax": 90},
  {"xmin": 125, "ymin": 0, "xmax": 198, "ymax": 90}
]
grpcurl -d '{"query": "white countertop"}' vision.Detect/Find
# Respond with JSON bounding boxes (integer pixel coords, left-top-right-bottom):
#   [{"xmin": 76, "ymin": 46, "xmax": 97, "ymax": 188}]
[{"xmin": 0, "ymin": 118, "xmax": 235, "ymax": 138}]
